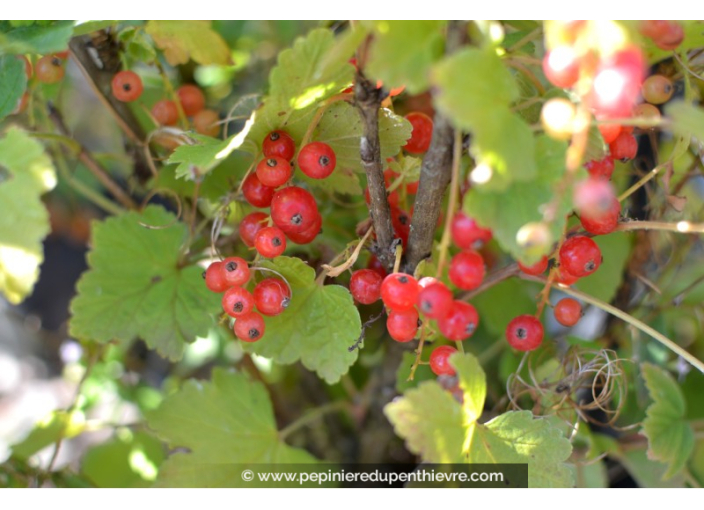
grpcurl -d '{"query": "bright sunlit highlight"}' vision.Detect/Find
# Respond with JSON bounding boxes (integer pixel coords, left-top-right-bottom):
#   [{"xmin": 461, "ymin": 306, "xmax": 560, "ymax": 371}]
[{"xmin": 470, "ymin": 163, "xmax": 493, "ymax": 185}]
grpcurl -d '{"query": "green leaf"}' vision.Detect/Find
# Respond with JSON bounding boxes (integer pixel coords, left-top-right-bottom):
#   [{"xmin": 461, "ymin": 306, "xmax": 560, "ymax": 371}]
[
  {"xmin": 12, "ymin": 411, "xmax": 84, "ymax": 460},
  {"xmin": 145, "ymin": 21, "xmax": 231, "ymax": 66},
  {"xmin": 72, "ymin": 20, "xmax": 120, "ymax": 37},
  {"xmin": 473, "ymin": 279, "xmax": 540, "ymax": 336},
  {"xmin": 464, "ymin": 136, "xmax": 569, "ymax": 262},
  {"xmin": 81, "ymin": 431, "xmax": 164, "ymax": 488},
  {"xmin": 0, "ymin": 128, "xmax": 56, "ymax": 304},
  {"xmin": 574, "ymin": 232, "xmax": 630, "ymax": 303},
  {"xmin": 69, "ymin": 206, "xmax": 221, "ymax": 360},
  {"xmin": 366, "ymin": 21, "xmax": 445, "ymax": 94},
  {"xmin": 641, "ymin": 363, "xmax": 694, "ymax": 479},
  {"xmin": 0, "ymin": 56, "xmax": 26, "ymax": 120},
  {"xmin": 667, "ymin": 101, "xmax": 704, "ymax": 147},
  {"xmin": 242, "ymin": 256, "xmax": 360, "ymax": 384},
  {"xmin": 148, "ymin": 368, "xmax": 317, "ymax": 487},
  {"xmin": 395, "ymin": 351, "xmax": 434, "ymax": 393},
  {"xmin": 385, "ymin": 352, "xmax": 573, "ymax": 487},
  {"xmin": 433, "ymin": 47, "xmax": 534, "ymax": 190},
  {"xmin": 167, "ymin": 134, "xmax": 236, "ymax": 180},
  {"xmin": 0, "ymin": 20, "xmax": 73, "ymax": 54},
  {"xmin": 269, "ymin": 28, "xmax": 353, "ymax": 109}
]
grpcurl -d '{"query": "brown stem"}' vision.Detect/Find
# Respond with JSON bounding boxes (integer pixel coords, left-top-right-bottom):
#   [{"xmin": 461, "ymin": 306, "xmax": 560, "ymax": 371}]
[
  {"xmin": 48, "ymin": 104, "xmax": 138, "ymax": 210},
  {"xmin": 68, "ymin": 34, "xmax": 151, "ymax": 182},
  {"xmin": 402, "ymin": 20, "xmax": 467, "ymax": 274},
  {"xmin": 355, "ymin": 71, "xmax": 396, "ymax": 273}
]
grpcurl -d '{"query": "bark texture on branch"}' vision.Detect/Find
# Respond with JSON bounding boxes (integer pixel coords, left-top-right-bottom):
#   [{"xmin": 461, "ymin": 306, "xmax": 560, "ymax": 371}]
[
  {"xmin": 69, "ymin": 33, "xmax": 152, "ymax": 182},
  {"xmin": 355, "ymin": 73, "xmax": 398, "ymax": 274},
  {"xmin": 402, "ymin": 21, "xmax": 468, "ymax": 274}
]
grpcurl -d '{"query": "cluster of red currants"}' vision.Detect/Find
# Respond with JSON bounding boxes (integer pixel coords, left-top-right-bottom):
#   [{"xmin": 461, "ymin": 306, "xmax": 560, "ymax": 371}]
[
  {"xmin": 203, "ymin": 256, "xmax": 291, "ymax": 343},
  {"xmin": 239, "ymin": 130, "xmax": 339, "ymax": 258},
  {"xmin": 110, "ymin": 70, "xmax": 219, "ymax": 136}
]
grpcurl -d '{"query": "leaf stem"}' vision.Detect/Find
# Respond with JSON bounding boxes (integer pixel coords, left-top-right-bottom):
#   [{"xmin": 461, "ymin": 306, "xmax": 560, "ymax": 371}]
[{"xmin": 618, "ymin": 163, "xmax": 668, "ymax": 202}]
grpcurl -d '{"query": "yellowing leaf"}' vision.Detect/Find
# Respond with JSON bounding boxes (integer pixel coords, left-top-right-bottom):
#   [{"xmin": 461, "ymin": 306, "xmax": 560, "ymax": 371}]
[{"xmin": 145, "ymin": 21, "xmax": 231, "ymax": 66}]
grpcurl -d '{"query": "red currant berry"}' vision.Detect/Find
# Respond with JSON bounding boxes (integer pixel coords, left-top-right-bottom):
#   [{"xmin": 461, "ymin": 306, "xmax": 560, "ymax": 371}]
[
  {"xmin": 437, "ymin": 301, "xmax": 479, "ymax": 341},
  {"xmin": 221, "ymin": 256, "xmax": 250, "ymax": 287},
  {"xmin": 239, "ymin": 212, "xmax": 269, "ymax": 248},
  {"xmin": 297, "ymin": 142, "xmax": 336, "ymax": 179},
  {"xmin": 111, "ymin": 70, "xmax": 143, "ymax": 102},
  {"xmin": 448, "ymin": 250, "xmax": 485, "ymax": 291},
  {"xmin": 152, "ymin": 99, "xmax": 179, "ymax": 126},
  {"xmin": 403, "ymin": 112, "xmax": 433, "ymax": 154},
  {"xmin": 429, "ymin": 345, "xmax": 458, "ymax": 376},
  {"xmin": 263, "ymin": 130, "xmax": 296, "ymax": 161},
  {"xmin": 554, "ymin": 298, "xmax": 583, "ymax": 327},
  {"xmin": 253, "ymin": 278, "xmax": 291, "ymax": 317},
  {"xmin": 418, "ymin": 276, "xmax": 438, "ymax": 289},
  {"xmin": 556, "ymin": 268, "xmax": 580, "ymax": 286},
  {"xmin": 573, "ymin": 178, "xmax": 617, "ymax": 220},
  {"xmin": 542, "ymin": 46, "xmax": 580, "ymax": 89},
  {"xmin": 506, "ymin": 315, "xmax": 543, "ymax": 351},
  {"xmin": 597, "ymin": 121, "xmax": 622, "ymax": 145},
  {"xmin": 53, "ymin": 50, "xmax": 69, "ymax": 60},
  {"xmin": 406, "ymin": 180, "xmax": 419, "ymax": 194},
  {"xmin": 270, "ymin": 186, "xmax": 319, "ymax": 233},
  {"xmin": 254, "ymin": 226, "xmax": 287, "ymax": 258},
  {"xmin": 386, "ymin": 308, "xmax": 420, "ymax": 342},
  {"xmin": 193, "ymin": 109, "xmax": 220, "ymax": 137},
  {"xmin": 222, "ymin": 286, "xmax": 255, "ymax": 318},
  {"xmin": 518, "ymin": 255, "xmax": 549, "ymax": 276},
  {"xmin": 35, "ymin": 55, "xmax": 64, "ymax": 84},
  {"xmin": 256, "ymin": 157, "xmax": 292, "ymax": 188},
  {"xmin": 242, "ymin": 172, "xmax": 275, "ymax": 208},
  {"xmin": 609, "ymin": 131, "xmax": 637, "ymax": 161},
  {"xmin": 559, "ymin": 236, "xmax": 602, "ymax": 277},
  {"xmin": 644, "ymin": 21, "xmax": 684, "ymax": 51},
  {"xmin": 176, "ymin": 84, "xmax": 205, "ymax": 116},
  {"xmin": 417, "ymin": 282, "xmax": 453, "ymax": 319},
  {"xmin": 380, "ymin": 273, "xmax": 419, "ymax": 311},
  {"xmin": 204, "ymin": 261, "xmax": 229, "ymax": 293},
  {"xmin": 390, "ymin": 206, "xmax": 411, "ymax": 248},
  {"xmin": 349, "ymin": 269, "xmax": 383, "ymax": 305},
  {"xmin": 234, "ymin": 312, "xmax": 266, "ymax": 342},
  {"xmin": 580, "ymin": 195, "xmax": 621, "ymax": 235},
  {"xmin": 641, "ymin": 75, "xmax": 674, "ymax": 105},
  {"xmin": 285, "ymin": 213, "xmax": 322, "ymax": 244},
  {"xmin": 585, "ymin": 156, "xmax": 615, "ymax": 180},
  {"xmin": 451, "ymin": 211, "xmax": 492, "ymax": 249},
  {"xmin": 367, "ymin": 256, "xmax": 388, "ymax": 279},
  {"xmin": 633, "ymin": 103, "xmax": 661, "ymax": 129},
  {"xmin": 590, "ymin": 47, "xmax": 645, "ymax": 118}
]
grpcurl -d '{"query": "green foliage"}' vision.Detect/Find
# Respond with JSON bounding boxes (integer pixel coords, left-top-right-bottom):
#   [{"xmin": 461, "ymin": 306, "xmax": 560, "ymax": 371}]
[
  {"xmin": 168, "ymin": 134, "xmax": 237, "ymax": 180},
  {"xmin": 242, "ymin": 256, "xmax": 361, "ymax": 384},
  {"xmin": 145, "ymin": 21, "xmax": 231, "ymax": 66},
  {"xmin": 0, "ymin": 128, "xmax": 56, "ymax": 304},
  {"xmin": 667, "ymin": 101, "xmax": 704, "ymax": 147},
  {"xmin": 12, "ymin": 411, "xmax": 84, "ymax": 460},
  {"xmin": 641, "ymin": 363, "xmax": 695, "ymax": 479},
  {"xmin": 0, "ymin": 56, "xmax": 26, "ymax": 120},
  {"xmin": 0, "ymin": 20, "xmax": 74, "ymax": 54},
  {"xmin": 148, "ymin": 368, "xmax": 317, "ymax": 487},
  {"xmin": 70, "ymin": 206, "xmax": 221, "ymax": 360},
  {"xmin": 574, "ymin": 232, "xmax": 630, "ymax": 303},
  {"xmin": 366, "ymin": 21, "xmax": 446, "ymax": 94},
  {"xmin": 463, "ymin": 135, "xmax": 569, "ymax": 263},
  {"xmin": 385, "ymin": 352, "xmax": 573, "ymax": 487},
  {"xmin": 81, "ymin": 431, "xmax": 165, "ymax": 488}
]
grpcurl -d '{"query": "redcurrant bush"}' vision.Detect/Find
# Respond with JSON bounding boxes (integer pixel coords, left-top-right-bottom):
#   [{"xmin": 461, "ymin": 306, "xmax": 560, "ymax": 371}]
[
  {"xmin": 176, "ymin": 84, "xmax": 206, "ymax": 116},
  {"xmin": 349, "ymin": 269, "xmax": 383, "ymax": 305},
  {"xmin": 270, "ymin": 186, "xmax": 319, "ymax": 233},
  {"xmin": 429, "ymin": 345, "xmax": 458, "ymax": 376},
  {"xmin": 448, "ymin": 250, "xmax": 485, "ymax": 291},
  {"xmin": 204, "ymin": 261, "xmax": 229, "ymax": 293},
  {"xmin": 234, "ymin": 312, "xmax": 266, "ymax": 342},
  {"xmin": 111, "ymin": 70, "xmax": 143, "ymax": 102},
  {"xmin": 221, "ymin": 256, "xmax": 250, "ymax": 287},
  {"xmin": 253, "ymin": 278, "xmax": 291, "ymax": 316},
  {"xmin": 239, "ymin": 212, "xmax": 269, "ymax": 247},
  {"xmin": 437, "ymin": 301, "xmax": 479, "ymax": 341},
  {"xmin": 256, "ymin": 157, "xmax": 292, "ymax": 188},
  {"xmin": 386, "ymin": 308, "xmax": 419, "ymax": 342},
  {"xmin": 554, "ymin": 298, "xmax": 583, "ymax": 327},
  {"xmin": 403, "ymin": 112, "xmax": 433, "ymax": 154},
  {"xmin": 380, "ymin": 273, "xmax": 419, "ymax": 311},
  {"xmin": 417, "ymin": 282, "xmax": 453, "ymax": 319},
  {"xmin": 254, "ymin": 226, "xmax": 287, "ymax": 258},
  {"xmin": 35, "ymin": 55, "xmax": 64, "ymax": 84},
  {"xmin": 559, "ymin": 236, "xmax": 602, "ymax": 277},
  {"xmin": 151, "ymin": 99, "xmax": 179, "ymax": 126},
  {"xmin": 242, "ymin": 172, "xmax": 275, "ymax": 208},
  {"xmin": 263, "ymin": 130, "xmax": 296, "ymax": 161},
  {"xmin": 222, "ymin": 286, "xmax": 255, "ymax": 318},
  {"xmin": 297, "ymin": 142, "xmax": 336, "ymax": 179}
]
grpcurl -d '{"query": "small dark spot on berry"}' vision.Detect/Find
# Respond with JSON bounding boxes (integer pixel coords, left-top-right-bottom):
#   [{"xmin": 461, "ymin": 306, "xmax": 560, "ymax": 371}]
[
  {"xmin": 416, "ymin": 318, "xmax": 423, "ymax": 327},
  {"xmin": 266, "ymin": 158, "xmax": 277, "ymax": 167},
  {"xmin": 398, "ymin": 276, "xmax": 408, "ymax": 284},
  {"xmin": 233, "ymin": 302, "xmax": 243, "ymax": 312},
  {"xmin": 585, "ymin": 261, "xmax": 596, "ymax": 272},
  {"xmin": 269, "ymin": 132, "xmax": 280, "ymax": 141},
  {"xmin": 291, "ymin": 213, "xmax": 303, "ymax": 225},
  {"xmin": 398, "ymin": 214, "xmax": 409, "ymax": 225},
  {"xmin": 226, "ymin": 261, "xmax": 238, "ymax": 272},
  {"xmin": 516, "ymin": 327, "xmax": 527, "ymax": 339},
  {"xmin": 282, "ymin": 297, "xmax": 291, "ymax": 309},
  {"xmin": 123, "ymin": 83, "xmax": 131, "ymax": 92},
  {"xmin": 51, "ymin": 57, "xmax": 61, "ymax": 67},
  {"xmin": 420, "ymin": 300, "xmax": 432, "ymax": 313},
  {"xmin": 319, "ymin": 155, "xmax": 330, "ymax": 167},
  {"xmin": 249, "ymin": 328, "xmax": 261, "ymax": 339},
  {"xmin": 272, "ymin": 237, "xmax": 281, "ymax": 247},
  {"xmin": 466, "ymin": 322, "xmax": 476, "ymax": 335},
  {"xmin": 151, "ymin": 275, "xmax": 162, "ymax": 284}
]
